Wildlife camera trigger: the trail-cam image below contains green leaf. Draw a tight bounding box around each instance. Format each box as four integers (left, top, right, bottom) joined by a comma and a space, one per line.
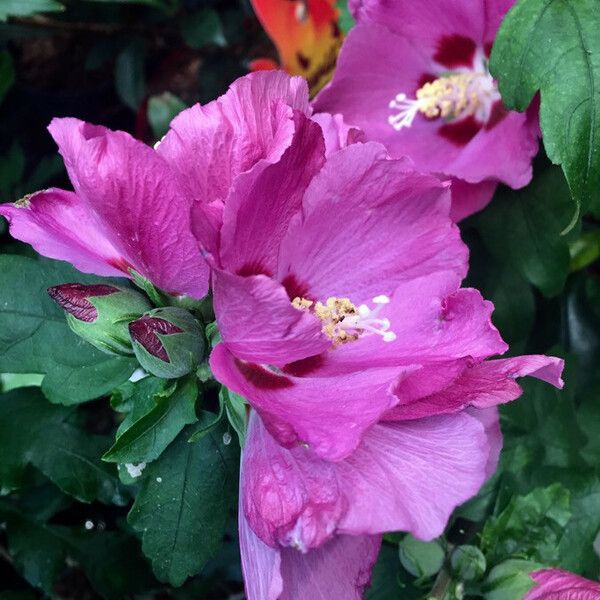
490, 0, 600, 221
103, 376, 198, 464
481, 484, 571, 565
0, 501, 67, 593
0, 500, 155, 599
0, 0, 64, 21
147, 92, 187, 140
0, 255, 136, 404
365, 543, 412, 600
476, 168, 573, 297
483, 559, 542, 600
337, 0, 355, 34
569, 229, 600, 271
0, 373, 44, 392
0, 51, 15, 105
0, 388, 126, 504
557, 473, 600, 578
128, 419, 239, 586
115, 40, 146, 111
180, 9, 226, 49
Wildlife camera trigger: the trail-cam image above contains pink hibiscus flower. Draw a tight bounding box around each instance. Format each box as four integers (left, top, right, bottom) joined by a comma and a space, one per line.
314, 0, 540, 220
206, 115, 563, 595
525, 569, 600, 599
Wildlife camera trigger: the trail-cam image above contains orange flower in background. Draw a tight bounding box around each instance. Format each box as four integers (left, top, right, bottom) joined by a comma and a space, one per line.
250, 0, 343, 95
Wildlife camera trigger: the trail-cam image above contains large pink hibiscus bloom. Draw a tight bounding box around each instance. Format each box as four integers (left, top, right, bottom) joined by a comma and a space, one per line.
0, 71, 352, 299
314, 0, 539, 220
206, 118, 563, 595
525, 569, 600, 599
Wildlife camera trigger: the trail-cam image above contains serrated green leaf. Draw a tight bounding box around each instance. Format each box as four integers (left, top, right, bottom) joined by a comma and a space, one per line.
0, 255, 136, 404
483, 559, 542, 600
128, 420, 239, 586
476, 168, 573, 297
103, 376, 198, 464
490, 0, 600, 220
0, 0, 64, 21
481, 484, 571, 564
0, 388, 126, 504
557, 473, 600, 578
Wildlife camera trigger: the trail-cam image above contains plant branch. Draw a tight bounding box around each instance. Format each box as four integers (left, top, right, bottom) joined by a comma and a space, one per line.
428, 566, 453, 600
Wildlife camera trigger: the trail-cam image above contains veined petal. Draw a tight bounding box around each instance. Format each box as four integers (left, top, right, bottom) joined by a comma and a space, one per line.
47, 118, 209, 298
210, 344, 412, 461
219, 111, 325, 275
336, 413, 490, 540
386, 354, 564, 421
0, 188, 125, 278
212, 270, 329, 366
525, 568, 600, 599
277, 142, 467, 303
158, 71, 310, 207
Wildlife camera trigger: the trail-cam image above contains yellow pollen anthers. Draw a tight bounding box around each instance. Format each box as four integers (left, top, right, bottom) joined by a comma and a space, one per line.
415, 72, 483, 120
388, 70, 499, 132
292, 294, 397, 346
293, 296, 360, 345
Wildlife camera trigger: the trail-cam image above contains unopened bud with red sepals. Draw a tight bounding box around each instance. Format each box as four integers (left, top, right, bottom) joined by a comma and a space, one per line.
48, 283, 152, 356
128, 307, 204, 378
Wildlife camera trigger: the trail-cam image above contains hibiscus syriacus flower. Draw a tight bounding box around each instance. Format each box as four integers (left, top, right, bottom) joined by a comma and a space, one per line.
206, 119, 563, 595
314, 0, 540, 220
525, 569, 600, 599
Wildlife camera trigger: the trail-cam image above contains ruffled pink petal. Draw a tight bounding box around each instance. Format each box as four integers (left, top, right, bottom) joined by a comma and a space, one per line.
335, 413, 490, 540
449, 178, 498, 221
212, 269, 329, 366
277, 142, 466, 303
242, 411, 345, 551
239, 488, 283, 600
0, 188, 124, 278
218, 112, 325, 275
349, 0, 487, 46
158, 71, 310, 209
311, 285, 507, 375
279, 534, 381, 600
525, 568, 600, 599
210, 344, 414, 461
387, 354, 564, 421
47, 118, 209, 298
467, 407, 503, 479
314, 22, 432, 164
310, 112, 364, 156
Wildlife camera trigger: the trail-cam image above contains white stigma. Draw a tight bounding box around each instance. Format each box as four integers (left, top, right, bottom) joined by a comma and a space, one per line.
389, 93, 422, 130
346, 295, 397, 343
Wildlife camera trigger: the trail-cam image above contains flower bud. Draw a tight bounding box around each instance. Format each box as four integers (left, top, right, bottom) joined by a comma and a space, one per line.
450, 545, 487, 581
128, 307, 204, 378
48, 283, 152, 356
